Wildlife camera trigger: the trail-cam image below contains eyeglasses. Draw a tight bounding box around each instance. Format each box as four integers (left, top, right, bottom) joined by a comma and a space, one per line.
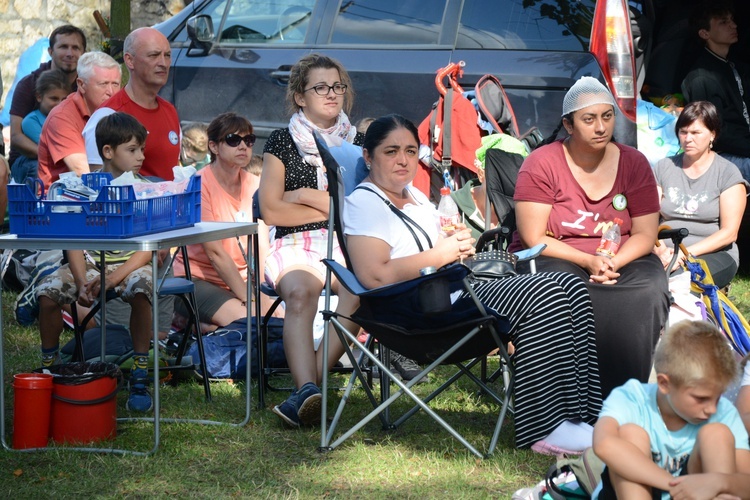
224, 133, 256, 147
303, 83, 348, 96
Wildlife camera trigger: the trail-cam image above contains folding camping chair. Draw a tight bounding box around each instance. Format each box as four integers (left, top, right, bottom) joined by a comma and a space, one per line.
251, 149, 373, 409
250, 191, 288, 408
315, 133, 521, 458
482, 147, 525, 243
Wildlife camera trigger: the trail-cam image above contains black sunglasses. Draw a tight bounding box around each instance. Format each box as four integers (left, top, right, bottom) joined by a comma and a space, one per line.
224, 133, 256, 147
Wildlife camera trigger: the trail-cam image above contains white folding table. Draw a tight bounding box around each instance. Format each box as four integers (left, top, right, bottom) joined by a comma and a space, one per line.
0, 221, 256, 455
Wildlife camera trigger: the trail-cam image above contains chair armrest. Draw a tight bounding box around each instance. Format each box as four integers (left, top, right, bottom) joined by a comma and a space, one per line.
323, 259, 471, 298
513, 244, 546, 262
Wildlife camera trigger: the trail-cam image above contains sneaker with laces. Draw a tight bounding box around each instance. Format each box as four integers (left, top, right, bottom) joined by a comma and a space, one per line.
296, 382, 322, 426
272, 390, 300, 428
127, 368, 153, 412
390, 352, 427, 383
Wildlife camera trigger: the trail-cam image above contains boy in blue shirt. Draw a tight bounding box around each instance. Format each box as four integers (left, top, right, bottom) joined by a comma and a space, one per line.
36, 112, 154, 412
593, 320, 750, 499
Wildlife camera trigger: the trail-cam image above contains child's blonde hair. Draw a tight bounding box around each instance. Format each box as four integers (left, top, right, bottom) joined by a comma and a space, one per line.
182, 122, 208, 157
654, 320, 738, 388
244, 154, 263, 176
356, 117, 375, 134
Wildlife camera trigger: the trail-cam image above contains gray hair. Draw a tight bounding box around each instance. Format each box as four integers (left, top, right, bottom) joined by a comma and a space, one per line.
76, 51, 121, 83
123, 29, 139, 56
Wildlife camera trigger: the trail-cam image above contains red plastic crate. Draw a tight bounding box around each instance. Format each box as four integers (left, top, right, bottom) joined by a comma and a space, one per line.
8, 174, 201, 239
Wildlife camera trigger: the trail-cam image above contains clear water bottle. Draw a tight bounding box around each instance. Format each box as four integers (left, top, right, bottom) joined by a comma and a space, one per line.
437, 186, 460, 234
596, 217, 623, 258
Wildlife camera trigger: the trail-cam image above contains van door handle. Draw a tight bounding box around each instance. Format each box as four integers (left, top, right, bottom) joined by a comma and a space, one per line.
270, 69, 291, 83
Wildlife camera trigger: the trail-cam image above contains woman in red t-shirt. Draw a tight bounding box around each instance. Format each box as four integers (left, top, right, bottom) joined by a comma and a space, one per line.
512, 77, 669, 398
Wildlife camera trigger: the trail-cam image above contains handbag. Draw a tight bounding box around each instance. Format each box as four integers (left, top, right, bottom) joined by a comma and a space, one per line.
544, 447, 605, 499
466, 249, 517, 281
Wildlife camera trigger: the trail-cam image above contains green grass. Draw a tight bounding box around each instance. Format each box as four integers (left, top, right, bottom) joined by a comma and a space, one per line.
3, 274, 750, 498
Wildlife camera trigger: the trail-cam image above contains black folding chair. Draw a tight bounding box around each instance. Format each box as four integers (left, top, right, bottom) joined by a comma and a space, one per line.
315, 133, 517, 458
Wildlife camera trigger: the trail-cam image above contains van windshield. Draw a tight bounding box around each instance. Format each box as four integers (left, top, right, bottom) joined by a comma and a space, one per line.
457, 0, 596, 51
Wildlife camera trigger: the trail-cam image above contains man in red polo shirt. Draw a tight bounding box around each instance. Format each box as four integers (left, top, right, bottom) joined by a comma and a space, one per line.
37, 52, 121, 187
83, 27, 180, 180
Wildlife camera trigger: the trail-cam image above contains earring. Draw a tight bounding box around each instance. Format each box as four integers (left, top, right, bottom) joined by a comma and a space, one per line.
710, 140, 714, 150
366, 162, 371, 170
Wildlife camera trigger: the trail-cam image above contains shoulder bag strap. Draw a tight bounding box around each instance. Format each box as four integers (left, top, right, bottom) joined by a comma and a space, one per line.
355, 186, 433, 251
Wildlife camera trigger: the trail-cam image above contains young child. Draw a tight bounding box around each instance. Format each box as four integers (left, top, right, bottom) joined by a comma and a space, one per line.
179, 121, 210, 170
94, 112, 148, 179
355, 116, 375, 134
10, 68, 70, 183
592, 320, 750, 499
243, 153, 263, 176
35, 112, 155, 412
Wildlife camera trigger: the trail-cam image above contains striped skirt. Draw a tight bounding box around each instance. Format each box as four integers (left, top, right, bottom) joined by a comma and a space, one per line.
471, 271, 602, 448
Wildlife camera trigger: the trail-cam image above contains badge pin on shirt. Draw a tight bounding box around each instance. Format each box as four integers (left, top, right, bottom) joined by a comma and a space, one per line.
612, 194, 627, 211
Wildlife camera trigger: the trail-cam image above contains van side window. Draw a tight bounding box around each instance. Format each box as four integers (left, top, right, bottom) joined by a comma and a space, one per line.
330, 0, 447, 45
457, 0, 596, 51
217, 0, 315, 44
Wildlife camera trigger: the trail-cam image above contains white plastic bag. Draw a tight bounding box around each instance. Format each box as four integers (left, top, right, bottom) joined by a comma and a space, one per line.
668, 271, 703, 325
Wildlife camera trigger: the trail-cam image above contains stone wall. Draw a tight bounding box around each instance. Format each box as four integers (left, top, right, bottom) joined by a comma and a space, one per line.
0, 0, 188, 112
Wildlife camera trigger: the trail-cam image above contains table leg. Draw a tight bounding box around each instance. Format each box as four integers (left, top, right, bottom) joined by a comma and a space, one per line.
1, 252, 10, 450
99, 253, 107, 359
151, 250, 160, 453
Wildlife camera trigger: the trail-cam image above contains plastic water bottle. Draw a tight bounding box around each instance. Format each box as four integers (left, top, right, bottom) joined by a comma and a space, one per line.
596, 217, 623, 258
437, 186, 460, 234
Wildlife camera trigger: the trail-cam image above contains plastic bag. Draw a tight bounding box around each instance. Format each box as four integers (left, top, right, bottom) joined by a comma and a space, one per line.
636, 99, 681, 168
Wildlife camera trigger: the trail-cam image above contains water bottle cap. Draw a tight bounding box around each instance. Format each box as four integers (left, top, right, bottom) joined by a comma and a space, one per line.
614, 217, 623, 225
440, 187, 451, 196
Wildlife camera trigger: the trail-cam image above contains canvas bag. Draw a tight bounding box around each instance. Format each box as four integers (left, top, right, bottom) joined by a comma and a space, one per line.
667, 271, 705, 325
544, 448, 606, 499
189, 316, 287, 379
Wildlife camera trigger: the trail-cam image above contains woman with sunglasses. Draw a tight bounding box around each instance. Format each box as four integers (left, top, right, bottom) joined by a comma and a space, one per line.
259, 53, 363, 428
174, 112, 257, 331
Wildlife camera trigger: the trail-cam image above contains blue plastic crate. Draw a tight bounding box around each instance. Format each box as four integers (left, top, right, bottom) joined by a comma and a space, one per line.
9, 174, 202, 239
